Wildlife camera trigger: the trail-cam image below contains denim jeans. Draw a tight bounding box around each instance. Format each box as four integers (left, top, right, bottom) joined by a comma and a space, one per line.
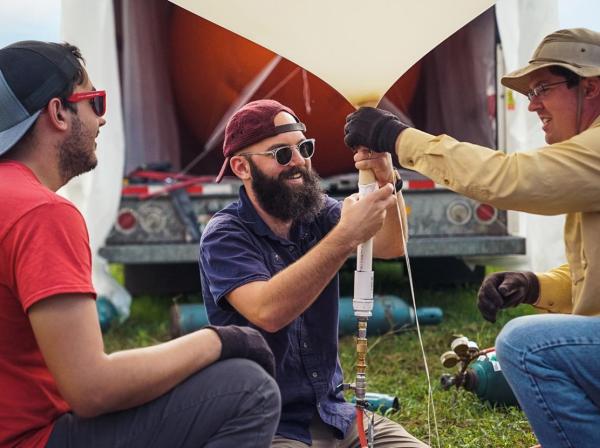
495, 314, 600, 448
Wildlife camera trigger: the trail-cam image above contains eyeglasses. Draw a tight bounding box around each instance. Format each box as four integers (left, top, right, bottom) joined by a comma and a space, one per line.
526, 81, 568, 101
66, 90, 106, 117
238, 138, 315, 166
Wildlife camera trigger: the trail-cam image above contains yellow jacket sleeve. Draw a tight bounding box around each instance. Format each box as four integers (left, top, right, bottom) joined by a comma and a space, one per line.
535, 264, 573, 314
396, 120, 600, 215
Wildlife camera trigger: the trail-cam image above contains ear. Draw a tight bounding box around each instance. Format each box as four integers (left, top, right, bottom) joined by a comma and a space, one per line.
583, 77, 600, 99
45, 98, 70, 131
230, 155, 251, 180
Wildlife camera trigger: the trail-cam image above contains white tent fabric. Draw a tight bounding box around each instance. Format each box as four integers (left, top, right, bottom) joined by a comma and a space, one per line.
59, 0, 131, 319
417, 9, 496, 148
121, 0, 182, 174
495, 0, 567, 273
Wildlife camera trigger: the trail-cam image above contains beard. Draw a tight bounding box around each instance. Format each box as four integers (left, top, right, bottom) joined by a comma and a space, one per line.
249, 159, 325, 223
58, 115, 98, 182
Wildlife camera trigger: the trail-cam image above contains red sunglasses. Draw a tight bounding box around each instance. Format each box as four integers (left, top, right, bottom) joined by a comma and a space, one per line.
66, 90, 106, 117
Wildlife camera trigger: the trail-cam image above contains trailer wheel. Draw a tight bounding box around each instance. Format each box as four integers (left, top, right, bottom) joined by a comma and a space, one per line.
124, 263, 202, 295
409, 257, 485, 287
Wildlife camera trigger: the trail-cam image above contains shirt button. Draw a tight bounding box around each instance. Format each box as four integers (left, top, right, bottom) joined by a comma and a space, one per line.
408, 159, 414, 165
303, 342, 308, 349
312, 371, 318, 378
444, 179, 450, 185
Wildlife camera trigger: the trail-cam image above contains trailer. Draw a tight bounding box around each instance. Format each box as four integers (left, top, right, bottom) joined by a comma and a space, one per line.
96, 2, 524, 293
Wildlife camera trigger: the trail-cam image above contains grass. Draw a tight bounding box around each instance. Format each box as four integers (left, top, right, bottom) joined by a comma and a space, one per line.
338, 285, 537, 447
103, 263, 538, 447
103, 294, 172, 353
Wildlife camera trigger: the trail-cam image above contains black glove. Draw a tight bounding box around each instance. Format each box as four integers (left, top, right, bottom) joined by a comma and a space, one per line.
344, 107, 409, 153
477, 271, 539, 323
206, 325, 276, 377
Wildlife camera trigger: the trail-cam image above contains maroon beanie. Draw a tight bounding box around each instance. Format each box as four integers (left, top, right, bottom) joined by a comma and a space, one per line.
216, 99, 306, 182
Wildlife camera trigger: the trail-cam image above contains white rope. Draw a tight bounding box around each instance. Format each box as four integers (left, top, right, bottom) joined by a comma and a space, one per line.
395, 189, 441, 448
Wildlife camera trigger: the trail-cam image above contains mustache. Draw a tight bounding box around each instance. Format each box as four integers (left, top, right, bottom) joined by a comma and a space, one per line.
279, 166, 309, 180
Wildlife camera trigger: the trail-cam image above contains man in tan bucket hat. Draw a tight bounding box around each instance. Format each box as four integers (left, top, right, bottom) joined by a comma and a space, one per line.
344, 28, 600, 447
503, 28, 600, 141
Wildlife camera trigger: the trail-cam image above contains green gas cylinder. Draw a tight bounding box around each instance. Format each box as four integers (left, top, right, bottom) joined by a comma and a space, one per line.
338, 295, 442, 336
96, 297, 118, 333
171, 303, 209, 337
350, 392, 400, 413
171, 295, 442, 337
463, 351, 518, 406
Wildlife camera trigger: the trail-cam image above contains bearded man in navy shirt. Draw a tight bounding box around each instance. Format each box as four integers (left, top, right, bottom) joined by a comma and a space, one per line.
200, 99, 426, 447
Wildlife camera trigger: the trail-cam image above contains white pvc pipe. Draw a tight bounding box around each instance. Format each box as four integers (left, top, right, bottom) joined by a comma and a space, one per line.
353, 171, 377, 318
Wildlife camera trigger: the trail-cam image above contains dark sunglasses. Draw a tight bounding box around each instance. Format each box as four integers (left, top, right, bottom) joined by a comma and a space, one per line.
66, 90, 107, 117
238, 138, 315, 166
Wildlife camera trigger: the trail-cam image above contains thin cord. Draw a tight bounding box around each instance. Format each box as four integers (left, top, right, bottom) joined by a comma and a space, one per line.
395, 189, 441, 448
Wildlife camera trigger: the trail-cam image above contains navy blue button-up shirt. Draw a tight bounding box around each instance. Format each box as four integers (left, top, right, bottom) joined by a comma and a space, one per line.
199, 186, 355, 444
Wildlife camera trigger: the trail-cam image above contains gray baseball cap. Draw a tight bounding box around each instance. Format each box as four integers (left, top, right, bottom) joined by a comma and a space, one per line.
0, 41, 81, 156
502, 28, 600, 95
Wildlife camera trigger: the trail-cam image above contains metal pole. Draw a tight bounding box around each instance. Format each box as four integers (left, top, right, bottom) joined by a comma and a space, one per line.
353, 167, 377, 447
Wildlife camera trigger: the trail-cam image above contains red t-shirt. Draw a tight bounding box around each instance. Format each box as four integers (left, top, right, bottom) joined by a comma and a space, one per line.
0, 161, 96, 448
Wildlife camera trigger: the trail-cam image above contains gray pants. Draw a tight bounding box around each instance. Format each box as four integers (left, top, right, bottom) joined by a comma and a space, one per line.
46, 358, 281, 448
271, 413, 428, 448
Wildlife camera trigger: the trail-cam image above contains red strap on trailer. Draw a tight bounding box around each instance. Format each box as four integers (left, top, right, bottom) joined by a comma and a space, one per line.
406, 179, 436, 189
122, 170, 216, 199
128, 170, 184, 181
128, 170, 213, 183
136, 178, 205, 199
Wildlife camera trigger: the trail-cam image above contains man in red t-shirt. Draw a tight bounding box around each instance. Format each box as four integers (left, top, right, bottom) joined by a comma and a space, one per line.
0, 41, 280, 448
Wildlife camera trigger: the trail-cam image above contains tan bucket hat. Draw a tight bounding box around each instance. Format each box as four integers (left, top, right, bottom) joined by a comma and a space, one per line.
501, 28, 600, 95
